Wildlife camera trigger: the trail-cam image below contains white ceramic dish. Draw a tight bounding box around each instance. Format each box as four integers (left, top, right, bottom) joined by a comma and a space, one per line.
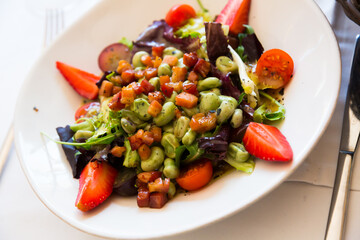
14, 0, 341, 239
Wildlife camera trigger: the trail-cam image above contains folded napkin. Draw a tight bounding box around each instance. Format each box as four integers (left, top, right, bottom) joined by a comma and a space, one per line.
287, 0, 360, 189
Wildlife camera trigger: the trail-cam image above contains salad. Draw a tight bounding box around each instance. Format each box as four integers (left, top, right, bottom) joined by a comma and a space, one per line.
53, 0, 294, 212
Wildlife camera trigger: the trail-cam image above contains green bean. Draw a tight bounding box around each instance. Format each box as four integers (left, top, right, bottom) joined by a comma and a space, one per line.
141, 146, 165, 171
120, 118, 137, 134
174, 116, 190, 139
163, 47, 183, 59
121, 109, 144, 125
167, 181, 177, 199
149, 77, 160, 90
157, 63, 172, 76
74, 130, 94, 140
230, 109, 243, 128
216, 96, 237, 124
199, 92, 221, 113
182, 106, 199, 117
182, 128, 197, 145
226, 142, 250, 163
161, 133, 180, 158
216, 56, 238, 74
132, 51, 149, 68
199, 88, 221, 96
70, 121, 94, 132
123, 140, 140, 168
163, 158, 180, 179
154, 102, 176, 126
165, 91, 177, 103
197, 77, 222, 91
131, 98, 152, 121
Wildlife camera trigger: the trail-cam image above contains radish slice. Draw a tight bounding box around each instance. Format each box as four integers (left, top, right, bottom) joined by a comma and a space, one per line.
98, 43, 131, 72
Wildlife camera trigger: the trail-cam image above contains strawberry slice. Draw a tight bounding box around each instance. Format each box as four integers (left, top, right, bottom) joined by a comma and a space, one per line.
243, 122, 293, 161
215, 0, 251, 35
56, 61, 100, 100
75, 160, 118, 212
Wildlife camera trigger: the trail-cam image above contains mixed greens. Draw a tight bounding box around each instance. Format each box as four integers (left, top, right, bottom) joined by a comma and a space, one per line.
53, 0, 294, 211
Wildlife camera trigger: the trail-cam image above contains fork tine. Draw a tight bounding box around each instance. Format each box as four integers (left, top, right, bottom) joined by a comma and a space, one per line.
44, 8, 64, 48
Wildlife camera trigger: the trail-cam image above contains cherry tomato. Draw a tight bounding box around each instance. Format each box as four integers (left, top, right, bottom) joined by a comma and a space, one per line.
255, 49, 294, 89
176, 159, 213, 191
74, 102, 100, 121
165, 4, 196, 29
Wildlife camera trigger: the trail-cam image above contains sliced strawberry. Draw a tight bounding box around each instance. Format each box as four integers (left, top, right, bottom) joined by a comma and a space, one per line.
75, 160, 118, 212
56, 61, 100, 100
215, 0, 251, 35
243, 122, 293, 161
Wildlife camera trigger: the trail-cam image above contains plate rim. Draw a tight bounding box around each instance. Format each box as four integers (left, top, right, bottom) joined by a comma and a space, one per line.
14, 0, 342, 239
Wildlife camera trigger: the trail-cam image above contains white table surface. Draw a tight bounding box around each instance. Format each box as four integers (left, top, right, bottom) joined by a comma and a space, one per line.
1, 0, 360, 239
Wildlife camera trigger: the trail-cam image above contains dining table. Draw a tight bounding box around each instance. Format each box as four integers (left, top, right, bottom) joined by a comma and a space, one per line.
0, 0, 360, 239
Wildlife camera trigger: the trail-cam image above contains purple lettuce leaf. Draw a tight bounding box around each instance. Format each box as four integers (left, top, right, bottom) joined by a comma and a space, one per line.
56, 125, 94, 179
132, 20, 201, 56
204, 22, 229, 64
210, 65, 242, 100
198, 124, 230, 161
242, 33, 264, 62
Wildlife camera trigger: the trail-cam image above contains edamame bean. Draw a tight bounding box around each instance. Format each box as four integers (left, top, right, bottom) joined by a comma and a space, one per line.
176, 57, 188, 69
132, 51, 149, 68
230, 109, 243, 128
70, 121, 95, 132
182, 128, 196, 145
199, 92, 221, 113
136, 93, 149, 101
167, 181, 176, 199
141, 146, 165, 171
226, 142, 250, 163
121, 118, 136, 134
161, 133, 180, 158
123, 140, 140, 168
197, 77, 222, 91
199, 88, 221, 96
216, 56, 238, 74
134, 66, 146, 71
174, 116, 190, 139
74, 130, 94, 140
183, 106, 199, 117
121, 109, 144, 125
157, 63, 172, 76
165, 91, 177, 103
216, 96, 238, 124
163, 158, 180, 179
149, 77, 160, 90
131, 98, 152, 121
163, 47, 184, 59
154, 102, 176, 126
163, 122, 175, 133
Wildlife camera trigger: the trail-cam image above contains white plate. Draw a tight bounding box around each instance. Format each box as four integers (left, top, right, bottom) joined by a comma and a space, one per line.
14, 0, 340, 239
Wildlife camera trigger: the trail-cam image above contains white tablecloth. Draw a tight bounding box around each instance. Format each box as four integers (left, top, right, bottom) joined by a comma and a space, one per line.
0, 0, 359, 239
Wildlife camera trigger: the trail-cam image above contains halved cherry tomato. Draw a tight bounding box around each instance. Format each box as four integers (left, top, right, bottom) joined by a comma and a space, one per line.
165, 4, 196, 29
74, 102, 100, 121
255, 49, 294, 89
176, 159, 213, 191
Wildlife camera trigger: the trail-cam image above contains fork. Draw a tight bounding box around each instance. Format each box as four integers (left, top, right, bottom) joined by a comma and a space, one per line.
0, 8, 65, 176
